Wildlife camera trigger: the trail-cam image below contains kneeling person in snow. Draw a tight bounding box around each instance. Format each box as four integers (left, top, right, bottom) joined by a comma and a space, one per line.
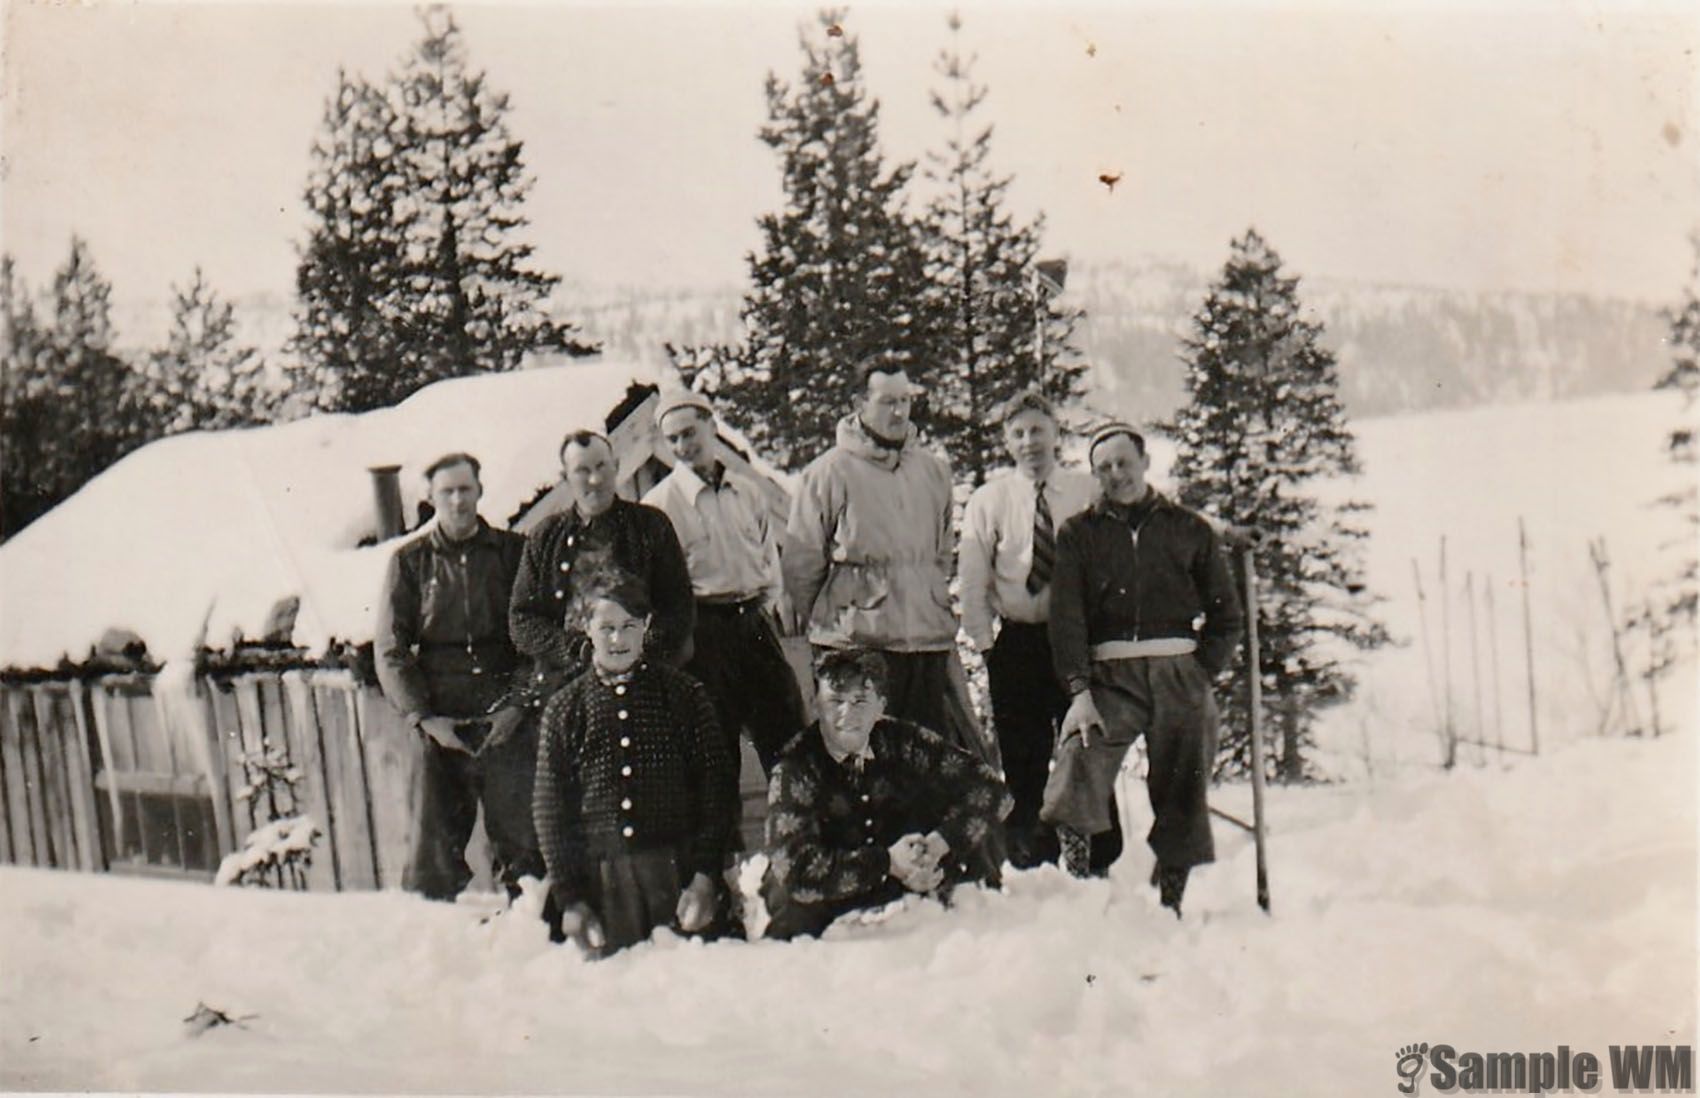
533, 573, 733, 954
761, 649, 1012, 940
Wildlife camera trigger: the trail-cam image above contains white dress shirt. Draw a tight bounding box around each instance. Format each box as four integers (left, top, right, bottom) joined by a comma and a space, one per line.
642, 461, 783, 604
958, 465, 1095, 649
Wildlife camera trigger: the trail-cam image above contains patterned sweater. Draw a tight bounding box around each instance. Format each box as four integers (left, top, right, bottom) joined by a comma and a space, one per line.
534, 662, 732, 905
763, 717, 1011, 907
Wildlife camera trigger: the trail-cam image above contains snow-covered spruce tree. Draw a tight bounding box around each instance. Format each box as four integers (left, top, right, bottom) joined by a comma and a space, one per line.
1168, 229, 1388, 781
146, 268, 279, 434
293, 11, 593, 415
676, 10, 935, 471
920, 13, 1085, 485
0, 240, 145, 539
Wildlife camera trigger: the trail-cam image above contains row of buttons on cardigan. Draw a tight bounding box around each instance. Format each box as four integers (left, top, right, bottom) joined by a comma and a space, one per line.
617, 684, 635, 839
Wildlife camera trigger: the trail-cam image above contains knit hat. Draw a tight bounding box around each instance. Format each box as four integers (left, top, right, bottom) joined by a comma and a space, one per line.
653, 389, 715, 425
1087, 421, 1146, 460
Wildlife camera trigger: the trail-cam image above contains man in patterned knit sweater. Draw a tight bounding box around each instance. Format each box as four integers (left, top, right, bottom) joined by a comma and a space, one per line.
761, 649, 1011, 940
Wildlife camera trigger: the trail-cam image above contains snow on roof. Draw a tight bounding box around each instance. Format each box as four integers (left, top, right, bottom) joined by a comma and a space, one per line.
0, 360, 663, 670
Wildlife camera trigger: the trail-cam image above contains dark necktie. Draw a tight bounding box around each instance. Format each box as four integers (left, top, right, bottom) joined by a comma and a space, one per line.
1026, 482, 1055, 595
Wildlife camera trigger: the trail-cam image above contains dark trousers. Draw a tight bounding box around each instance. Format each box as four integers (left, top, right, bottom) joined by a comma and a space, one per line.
986, 622, 1122, 872
685, 600, 807, 774
1041, 655, 1218, 871
404, 717, 546, 900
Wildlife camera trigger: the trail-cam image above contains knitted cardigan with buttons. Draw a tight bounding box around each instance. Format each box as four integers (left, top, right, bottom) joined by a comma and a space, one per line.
534, 661, 732, 905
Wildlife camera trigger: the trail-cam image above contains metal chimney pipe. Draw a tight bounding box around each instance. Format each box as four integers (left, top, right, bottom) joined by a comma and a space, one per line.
368, 465, 405, 541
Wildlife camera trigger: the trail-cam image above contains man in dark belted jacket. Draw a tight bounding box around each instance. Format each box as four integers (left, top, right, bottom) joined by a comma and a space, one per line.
1043, 424, 1243, 915
376, 452, 543, 901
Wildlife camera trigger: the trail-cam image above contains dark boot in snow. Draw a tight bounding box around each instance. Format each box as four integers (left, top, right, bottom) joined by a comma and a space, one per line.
1153, 864, 1189, 917
1058, 826, 1091, 878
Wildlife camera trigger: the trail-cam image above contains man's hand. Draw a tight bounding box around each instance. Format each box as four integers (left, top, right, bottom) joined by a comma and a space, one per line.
888, 833, 944, 894
915, 830, 951, 874
418, 716, 471, 754
557, 899, 606, 954
675, 872, 717, 933
477, 706, 524, 756
1060, 690, 1105, 749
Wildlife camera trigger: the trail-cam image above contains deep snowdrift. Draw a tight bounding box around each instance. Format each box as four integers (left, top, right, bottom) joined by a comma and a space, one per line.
1, 729, 1691, 1094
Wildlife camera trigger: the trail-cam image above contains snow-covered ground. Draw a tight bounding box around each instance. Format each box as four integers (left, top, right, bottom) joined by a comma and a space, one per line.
1, 389, 1694, 1093
1, 729, 1691, 1094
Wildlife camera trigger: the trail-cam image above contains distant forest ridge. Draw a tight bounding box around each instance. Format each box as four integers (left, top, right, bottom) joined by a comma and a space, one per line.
113, 258, 1669, 423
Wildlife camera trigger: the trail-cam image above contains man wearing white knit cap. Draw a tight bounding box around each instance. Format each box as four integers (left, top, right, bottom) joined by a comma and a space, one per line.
644, 388, 805, 779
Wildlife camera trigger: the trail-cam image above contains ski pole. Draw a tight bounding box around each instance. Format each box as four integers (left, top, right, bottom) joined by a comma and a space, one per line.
1243, 546, 1271, 914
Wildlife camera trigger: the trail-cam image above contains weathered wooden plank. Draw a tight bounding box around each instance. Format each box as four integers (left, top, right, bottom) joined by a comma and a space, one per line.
196, 681, 238, 867
66, 683, 108, 871
208, 681, 255, 848
26, 688, 76, 869
39, 687, 95, 871
355, 683, 421, 892
326, 681, 379, 890
0, 699, 12, 864
85, 686, 131, 865
0, 687, 29, 864
277, 671, 339, 892
10, 690, 54, 868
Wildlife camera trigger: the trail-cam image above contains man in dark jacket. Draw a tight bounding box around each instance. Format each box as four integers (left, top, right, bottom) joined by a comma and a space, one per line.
508, 430, 695, 704
376, 452, 541, 901
1043, 424, 1244, 915
761, 649, 1011, 940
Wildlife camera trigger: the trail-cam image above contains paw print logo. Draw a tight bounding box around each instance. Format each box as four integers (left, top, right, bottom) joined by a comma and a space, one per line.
1394, 1043, 1430, 1094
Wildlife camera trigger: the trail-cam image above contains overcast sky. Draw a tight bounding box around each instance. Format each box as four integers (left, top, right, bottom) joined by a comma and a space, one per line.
4, 0, 1697, 330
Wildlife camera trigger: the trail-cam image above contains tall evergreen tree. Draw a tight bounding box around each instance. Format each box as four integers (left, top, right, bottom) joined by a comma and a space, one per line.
1168, 229, 1388, 780
291, 69, 409, 412
1647, 236, 1700, 635
292, 11, 592, 415
1, 239, 143, 538
386, 8, 592, 388
676, 9, 935, 471
146, 268, 277, 433
920, 13, 1085, 484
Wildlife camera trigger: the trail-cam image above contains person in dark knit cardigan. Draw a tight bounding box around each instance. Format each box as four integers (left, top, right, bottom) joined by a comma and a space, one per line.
761, 649, 1012, 940
533, 573, 733, 955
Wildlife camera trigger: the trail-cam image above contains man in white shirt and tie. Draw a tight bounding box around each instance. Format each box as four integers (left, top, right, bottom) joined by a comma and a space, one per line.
959, 390, 1123, 871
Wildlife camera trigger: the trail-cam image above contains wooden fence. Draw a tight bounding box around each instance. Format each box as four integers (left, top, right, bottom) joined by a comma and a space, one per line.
0, 668, 775, 889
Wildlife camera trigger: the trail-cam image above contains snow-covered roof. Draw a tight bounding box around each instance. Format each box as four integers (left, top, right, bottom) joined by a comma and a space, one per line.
0, 360, 664, 670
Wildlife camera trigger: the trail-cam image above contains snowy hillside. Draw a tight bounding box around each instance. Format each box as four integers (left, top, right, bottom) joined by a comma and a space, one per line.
2, 729, 1690, 1094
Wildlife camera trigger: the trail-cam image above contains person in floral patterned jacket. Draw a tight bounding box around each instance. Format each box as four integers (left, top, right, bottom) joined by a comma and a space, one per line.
761, 649, 1012, 940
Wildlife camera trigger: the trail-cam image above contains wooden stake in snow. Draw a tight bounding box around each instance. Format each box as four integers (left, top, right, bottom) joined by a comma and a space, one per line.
1588, 537, 1643, 736
1486, 575, 1505, 753
1465, 570, 1485, 763
1644, 600, 1665, 738
1412, 559, 1445, 746
1519, 518, 1540, 756
1243, 548, 1271, 914
1439, 537, 1457, 768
